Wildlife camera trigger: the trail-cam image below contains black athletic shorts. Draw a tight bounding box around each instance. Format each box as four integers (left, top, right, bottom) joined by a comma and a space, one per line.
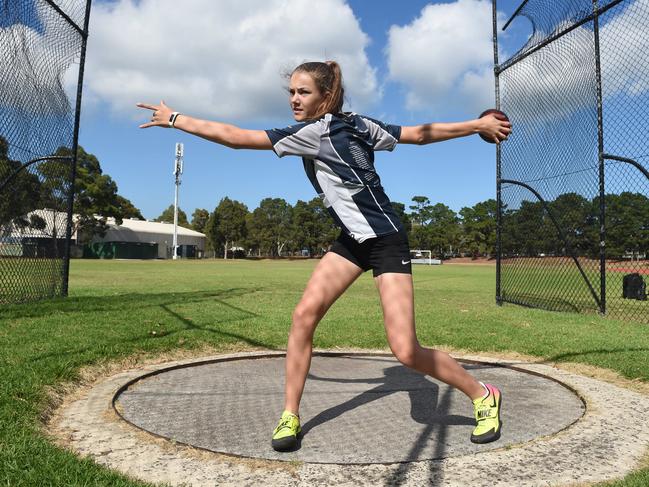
329, 230, 412, 277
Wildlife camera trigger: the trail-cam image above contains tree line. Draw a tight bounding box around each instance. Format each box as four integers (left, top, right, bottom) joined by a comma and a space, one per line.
3, 141, 646, 260
501, 191, 649, 260
153, 195, 490, 259
165, 190, 648, 260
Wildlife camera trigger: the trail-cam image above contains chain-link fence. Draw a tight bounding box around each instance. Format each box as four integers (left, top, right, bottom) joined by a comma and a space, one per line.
0, 0, 91, 304
494, 0, 648, 323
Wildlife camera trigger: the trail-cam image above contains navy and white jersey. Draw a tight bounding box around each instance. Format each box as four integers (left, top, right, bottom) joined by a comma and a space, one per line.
265, 113, 403, 243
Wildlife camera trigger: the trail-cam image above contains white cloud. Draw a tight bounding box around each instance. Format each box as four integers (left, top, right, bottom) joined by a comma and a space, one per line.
0, 23, 73, 117
0, 20, 82, 161
85, 0, 379, 122
494, 0, 649, 124
499, 25, 597, 124
386, 0, 502, 116
600, 0, 649, 98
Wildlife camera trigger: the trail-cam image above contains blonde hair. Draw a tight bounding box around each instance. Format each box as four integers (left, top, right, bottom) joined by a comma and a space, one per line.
291, 61, 344, 119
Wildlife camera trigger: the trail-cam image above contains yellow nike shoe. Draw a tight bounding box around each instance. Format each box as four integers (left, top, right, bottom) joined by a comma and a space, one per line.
271, 410, 301, 451
471, 383, 502, 444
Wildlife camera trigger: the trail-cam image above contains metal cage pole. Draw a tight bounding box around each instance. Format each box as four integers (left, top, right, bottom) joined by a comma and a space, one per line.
492, 0, 503, 305
62, 0, 92, 297
593, 0, 607, 315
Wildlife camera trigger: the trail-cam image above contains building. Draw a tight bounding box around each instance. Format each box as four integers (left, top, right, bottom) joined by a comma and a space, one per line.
84, 217, 206, 259
1, 210, 206, 259
0, 208, 69, 258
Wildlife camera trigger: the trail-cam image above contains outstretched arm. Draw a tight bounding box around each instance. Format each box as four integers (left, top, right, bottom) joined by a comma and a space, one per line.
136, 101, 272, 150
400, 114, 511, 145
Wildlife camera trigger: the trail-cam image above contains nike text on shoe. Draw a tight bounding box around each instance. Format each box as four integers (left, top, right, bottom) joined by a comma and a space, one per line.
471, 383, 502, 444
272, 410, 301, 451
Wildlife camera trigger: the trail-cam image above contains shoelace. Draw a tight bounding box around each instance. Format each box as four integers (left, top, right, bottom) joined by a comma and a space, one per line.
276, 417, 294, 432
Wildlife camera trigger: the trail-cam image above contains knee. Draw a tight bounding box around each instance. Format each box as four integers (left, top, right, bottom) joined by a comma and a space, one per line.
291, 301, 322, 333
391, 341, 421, 369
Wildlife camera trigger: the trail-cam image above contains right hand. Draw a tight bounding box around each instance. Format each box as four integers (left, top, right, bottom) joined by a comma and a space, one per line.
136, 100, 174, 129
478, 114, 512, 144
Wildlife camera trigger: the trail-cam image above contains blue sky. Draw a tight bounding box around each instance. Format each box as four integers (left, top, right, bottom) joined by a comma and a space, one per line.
77, 0, 533, 220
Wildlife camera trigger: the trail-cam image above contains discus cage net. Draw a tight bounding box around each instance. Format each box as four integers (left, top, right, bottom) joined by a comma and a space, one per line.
0, 0, 91, 304
493, 0, 649, 323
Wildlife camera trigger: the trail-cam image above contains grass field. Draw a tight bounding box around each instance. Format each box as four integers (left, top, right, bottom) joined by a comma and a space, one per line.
1, 259, 648, 486
501, 257, 649, 320
0, 257, 64, 304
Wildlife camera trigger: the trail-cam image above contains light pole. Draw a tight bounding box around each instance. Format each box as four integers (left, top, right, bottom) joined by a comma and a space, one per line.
173, 142, 184, 260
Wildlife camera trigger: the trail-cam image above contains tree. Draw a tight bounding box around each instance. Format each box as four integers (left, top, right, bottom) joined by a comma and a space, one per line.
602, 192, 649, 259
428, 203, 460, 258
390, 201, 411, 233
309, 197, 339, 254
115, 195, 144, 220
502, 200, 548, 257
191, 208, 210, 233
209, 198, 248, 259
546, 193, 592, 257
247, 198, 293, 257
204, 210, 220, 255
38, 146, 140, 243
460, 199, 497, 258
406, 198, 459, 258
290, 199, 317, 254
409, 196, 434, 226
0, 136, 42, 228
287, 197, 338, 256
2, 142, 143, 242
155, 205, 189, 226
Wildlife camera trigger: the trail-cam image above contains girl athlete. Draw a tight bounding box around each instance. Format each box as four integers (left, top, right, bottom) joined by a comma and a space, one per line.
138, 61, 511, 452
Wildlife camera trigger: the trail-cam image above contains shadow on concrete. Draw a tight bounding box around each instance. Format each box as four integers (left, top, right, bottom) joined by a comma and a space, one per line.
298, 356, 474, 484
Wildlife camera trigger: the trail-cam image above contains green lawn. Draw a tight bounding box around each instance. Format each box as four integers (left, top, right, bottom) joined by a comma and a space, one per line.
0, 257, 64, 304
0, 259, 647, 486
501, 259, 649, 320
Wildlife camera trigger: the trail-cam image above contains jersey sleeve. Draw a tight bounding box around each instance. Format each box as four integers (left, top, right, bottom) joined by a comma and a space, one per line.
360, 116, 401, 151
264, 120, 323, 158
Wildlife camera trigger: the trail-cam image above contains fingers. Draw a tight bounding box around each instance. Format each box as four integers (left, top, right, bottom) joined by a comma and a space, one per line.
137, 101, 174, 129
136, 102, 158, 111
495, 130, 510, 143
492, 117, 512, 143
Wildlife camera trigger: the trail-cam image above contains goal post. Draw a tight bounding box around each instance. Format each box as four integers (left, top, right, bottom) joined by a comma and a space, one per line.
409, 249, 441, 265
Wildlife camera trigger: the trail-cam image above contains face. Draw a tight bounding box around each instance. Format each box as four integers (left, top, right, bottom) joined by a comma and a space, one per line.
289, 71, 328, 121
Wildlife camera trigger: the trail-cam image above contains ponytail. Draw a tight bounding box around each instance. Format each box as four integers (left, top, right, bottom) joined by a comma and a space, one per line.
292, 60, 345, 118
323, 61, 344, 115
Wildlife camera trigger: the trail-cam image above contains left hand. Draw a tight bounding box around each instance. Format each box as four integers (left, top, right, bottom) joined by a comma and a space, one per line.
136, 100, 174, 129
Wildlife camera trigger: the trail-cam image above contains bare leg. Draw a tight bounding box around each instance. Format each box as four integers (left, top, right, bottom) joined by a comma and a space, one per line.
284, 252, 363, 415
374, 272, 485, 400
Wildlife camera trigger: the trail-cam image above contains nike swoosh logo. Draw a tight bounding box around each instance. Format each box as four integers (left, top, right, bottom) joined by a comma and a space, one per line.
489, 387, 497, 407
402, 260, 410, 265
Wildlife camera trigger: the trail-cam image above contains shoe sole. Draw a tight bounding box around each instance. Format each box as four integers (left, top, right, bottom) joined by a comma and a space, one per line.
470, 389, 503, 444
272, 430, 302, 452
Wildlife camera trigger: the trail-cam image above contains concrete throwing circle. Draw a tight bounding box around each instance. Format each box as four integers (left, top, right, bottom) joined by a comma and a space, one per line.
113, 352, 584, 464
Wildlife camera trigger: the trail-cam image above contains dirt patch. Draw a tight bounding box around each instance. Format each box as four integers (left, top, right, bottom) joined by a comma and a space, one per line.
608, 267, 649, 275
